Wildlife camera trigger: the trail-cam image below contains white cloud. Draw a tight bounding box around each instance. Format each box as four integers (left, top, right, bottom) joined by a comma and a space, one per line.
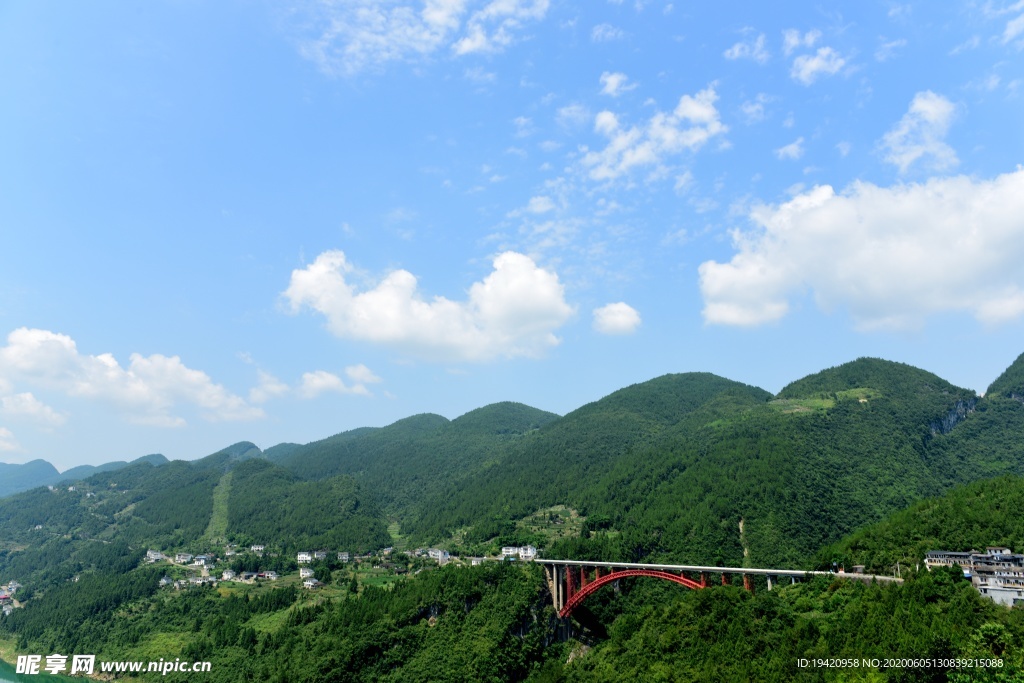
836, 141, 851, 157
345, 363, 383, 385
599, 71, 637, 97
0, 328, 262, 427
251, 365, 380, 402
299, 370, 372, 398
593, 302, 642, 334
0, 427, 17, 451
724, 33, 769, 63
1004, 13, 1024, 45
556, 103, 591, 128
592, 23, 625, 42
879, 91, 958, 173
249, 370, 290, 404
581, 85, 727, 182
698, 170, 1024, 329
513, 115, 534, 137
740, 94, 770, 123
283, 250, 575, 362
875, 37, 907, 61
775, 137, 805, 160
0, 393, 66, 427
950, 35, 980, 55
526, 195, 556, 213
295, 0, 550, 76
790, 47, 846, 84
782, 28, 820, 55
452, 0, 550, 55
464, 65, 496, 83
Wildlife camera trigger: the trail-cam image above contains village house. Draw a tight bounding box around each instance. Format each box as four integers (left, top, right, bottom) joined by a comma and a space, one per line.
262, 571, 279, 580
145, 550, 165, 563
300, 568, 315, 579
518, 545, 538, 560
175, 553, 193, 564
221, 570, 236, 581
240, 572, 258, 583
427, 548, 450, 564
303, 578, 323, 590
297, 551, 313, 563
338, 552, 350, 562
314, 551, 328, 561
471, 558, 484, 566
501, 546, 518, 558
250, 545, 265, 554
193, 555, 211, 566
158, 576, 173, 588
927, 547, 1024, 606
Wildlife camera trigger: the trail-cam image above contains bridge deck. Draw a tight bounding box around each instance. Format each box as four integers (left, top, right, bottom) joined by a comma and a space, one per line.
538, 558, 902, 583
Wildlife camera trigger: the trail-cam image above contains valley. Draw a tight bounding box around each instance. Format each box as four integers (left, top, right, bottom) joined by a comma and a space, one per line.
2, 353, 1024, 680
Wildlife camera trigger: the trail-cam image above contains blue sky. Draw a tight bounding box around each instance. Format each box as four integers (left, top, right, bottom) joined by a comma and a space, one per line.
2, 0, 1023, 470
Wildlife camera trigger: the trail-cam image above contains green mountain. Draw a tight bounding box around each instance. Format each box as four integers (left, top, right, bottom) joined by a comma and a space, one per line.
0, 453, 169, 498
0, 459, 59, 498
410, 373, 772, 548
820, 474, 1024, 573
408, 359, 1005, 568
277, 402, 560, 514
58, 453, 169, 483
987, 350, 1024, 398
3, 353, 1024, 682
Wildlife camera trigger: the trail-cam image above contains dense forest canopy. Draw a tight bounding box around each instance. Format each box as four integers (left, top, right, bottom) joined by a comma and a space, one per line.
3, 353, 1024, 681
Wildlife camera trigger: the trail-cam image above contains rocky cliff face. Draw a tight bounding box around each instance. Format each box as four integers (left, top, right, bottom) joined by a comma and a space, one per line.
930, 398, 978, 435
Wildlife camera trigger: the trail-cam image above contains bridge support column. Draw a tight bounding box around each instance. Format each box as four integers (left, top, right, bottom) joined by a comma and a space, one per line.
557, 565, 565, 614
743, 574, 753, 592
767, 575, 773, 591
700, 572, 707, 588
721, 573, 728, 586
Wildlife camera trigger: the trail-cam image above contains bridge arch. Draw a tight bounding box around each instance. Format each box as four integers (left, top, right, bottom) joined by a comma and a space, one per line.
559, 568, 706, 618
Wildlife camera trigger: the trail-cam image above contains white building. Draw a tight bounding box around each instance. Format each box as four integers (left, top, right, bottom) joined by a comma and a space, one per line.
314, 551, 328, 561
927, 547, 1024, 606
175, 553, 193, 564
338, 552, 350, 562
221, 570, 236, 581
303, 578, 323, 589
297, 552, 313, 563
501, 547, 518, 558
428, 548, 450, 563
300, 568, 315, 579
250, 545, 265, 554
518, 546, 537, 560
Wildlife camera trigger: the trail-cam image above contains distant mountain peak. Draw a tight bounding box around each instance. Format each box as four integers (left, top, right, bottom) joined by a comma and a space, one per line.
987, 351, 1024, 399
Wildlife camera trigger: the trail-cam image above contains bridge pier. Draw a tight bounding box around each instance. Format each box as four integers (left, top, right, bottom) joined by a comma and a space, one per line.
767, 575, 773, 591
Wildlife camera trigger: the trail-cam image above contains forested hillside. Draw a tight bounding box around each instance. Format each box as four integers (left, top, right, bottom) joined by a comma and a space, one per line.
4, 353, 1024, 682
410, 359, 1023, 568
277, 401, 560, 514
0, 453, 168, 498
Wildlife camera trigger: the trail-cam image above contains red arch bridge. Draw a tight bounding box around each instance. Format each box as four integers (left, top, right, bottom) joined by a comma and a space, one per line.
539, 559, 902, 618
